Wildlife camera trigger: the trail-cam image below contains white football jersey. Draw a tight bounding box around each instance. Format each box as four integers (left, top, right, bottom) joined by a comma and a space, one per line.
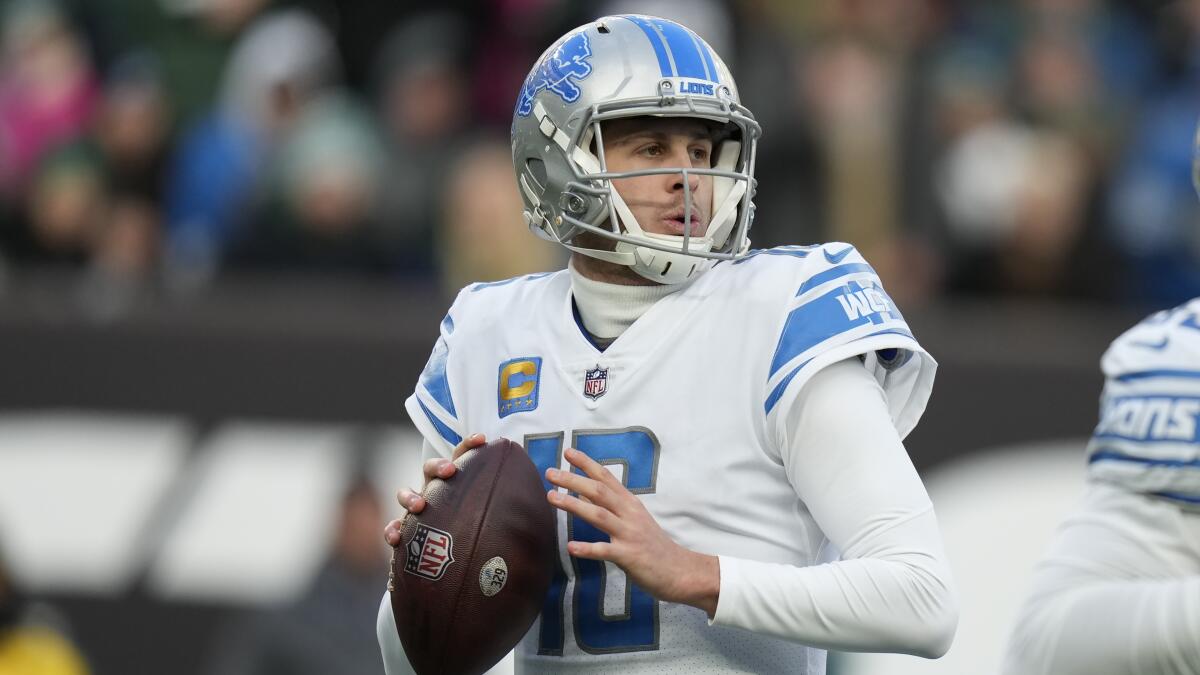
1087, 298, 1200, 508
404, 243, 935, 673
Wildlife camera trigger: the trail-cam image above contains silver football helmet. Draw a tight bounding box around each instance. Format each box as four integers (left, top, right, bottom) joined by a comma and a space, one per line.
511, 15, 760, 284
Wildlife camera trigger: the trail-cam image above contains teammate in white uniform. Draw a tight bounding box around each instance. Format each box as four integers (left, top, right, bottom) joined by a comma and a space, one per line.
1003, 299, 1200, 675
378, 15, 958, 674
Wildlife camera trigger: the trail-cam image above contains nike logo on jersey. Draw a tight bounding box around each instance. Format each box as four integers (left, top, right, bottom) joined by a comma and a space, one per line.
1131, 337, 1170, 350
823, 246, 854, 265
1094, 395, 1200, 443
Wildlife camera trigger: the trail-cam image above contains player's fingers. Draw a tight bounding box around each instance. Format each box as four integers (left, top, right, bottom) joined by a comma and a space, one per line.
547, 490, 619, 534
544, 468, 608, 504
396, 488, 426, 514
563, 448, 623, 489
565, 539, 614, 561
451, 432, 487, 460
383, 518, 405, 547
422, 457, 456, 483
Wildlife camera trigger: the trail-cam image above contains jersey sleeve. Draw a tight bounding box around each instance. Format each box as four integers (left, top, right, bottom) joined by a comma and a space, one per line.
1086, 298, 1200, 506
762, 243, 936, 446
403, 291, 468, 458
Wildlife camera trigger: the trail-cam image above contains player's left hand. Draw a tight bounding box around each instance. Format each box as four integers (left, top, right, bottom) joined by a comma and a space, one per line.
545, 447, 720, 617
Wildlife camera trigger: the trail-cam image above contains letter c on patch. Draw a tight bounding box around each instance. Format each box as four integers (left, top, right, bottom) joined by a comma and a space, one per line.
500, 360, 537, 400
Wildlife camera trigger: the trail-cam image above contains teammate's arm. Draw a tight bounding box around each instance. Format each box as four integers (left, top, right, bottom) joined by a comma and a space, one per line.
1003, 484, 1200, 675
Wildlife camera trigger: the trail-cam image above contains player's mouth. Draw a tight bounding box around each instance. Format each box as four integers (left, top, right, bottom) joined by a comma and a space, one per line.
662, 209, 707, 236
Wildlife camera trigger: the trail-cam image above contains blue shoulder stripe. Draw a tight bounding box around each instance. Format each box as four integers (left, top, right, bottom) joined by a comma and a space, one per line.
769, 283, 907, 377
732, 247, 816, 265
764, 327, 915, 415
417, 399, 462, 446
419, 337, 456, 417
796, 263, 875, 296
765, 360, 807, 415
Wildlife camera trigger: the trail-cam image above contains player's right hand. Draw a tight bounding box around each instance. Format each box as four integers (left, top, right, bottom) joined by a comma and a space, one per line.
384, 433, 486, 547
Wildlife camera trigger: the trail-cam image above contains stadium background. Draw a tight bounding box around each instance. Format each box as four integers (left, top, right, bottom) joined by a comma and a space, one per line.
0, 0, 1194, 673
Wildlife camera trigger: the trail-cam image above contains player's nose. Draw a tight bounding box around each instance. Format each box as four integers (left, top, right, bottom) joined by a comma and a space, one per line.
668, 148, 702, 193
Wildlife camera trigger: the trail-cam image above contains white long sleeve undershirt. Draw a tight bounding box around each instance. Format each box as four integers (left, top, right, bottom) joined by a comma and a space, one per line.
709, 358, 958, 657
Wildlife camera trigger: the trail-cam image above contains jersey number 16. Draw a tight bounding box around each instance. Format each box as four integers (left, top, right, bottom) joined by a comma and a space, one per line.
525, 428, 661, 655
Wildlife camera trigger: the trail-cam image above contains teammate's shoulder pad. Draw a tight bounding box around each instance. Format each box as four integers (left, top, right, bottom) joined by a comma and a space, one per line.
1102, 297, 1200, 380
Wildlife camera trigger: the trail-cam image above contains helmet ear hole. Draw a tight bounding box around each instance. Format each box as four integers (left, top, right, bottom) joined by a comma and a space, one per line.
525, 159, 548, 191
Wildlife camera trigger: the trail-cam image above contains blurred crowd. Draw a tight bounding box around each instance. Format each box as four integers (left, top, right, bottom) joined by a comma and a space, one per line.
0, 0, 1198, 313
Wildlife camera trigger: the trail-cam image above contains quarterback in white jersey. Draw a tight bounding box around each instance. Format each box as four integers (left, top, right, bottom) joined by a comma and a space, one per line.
378, 14, 957, 674
1004, 299, 1200, 675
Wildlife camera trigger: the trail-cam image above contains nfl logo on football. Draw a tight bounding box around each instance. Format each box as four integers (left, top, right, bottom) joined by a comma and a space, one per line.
405, 523, 455, 581
583, 365, 608, 400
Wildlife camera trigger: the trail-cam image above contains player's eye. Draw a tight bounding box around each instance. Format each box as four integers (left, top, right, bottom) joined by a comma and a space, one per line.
690, 146, 711, 163
638, 143, 664, 157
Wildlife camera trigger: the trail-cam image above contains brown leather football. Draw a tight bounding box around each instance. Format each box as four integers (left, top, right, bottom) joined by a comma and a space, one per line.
389, 437, 556, 675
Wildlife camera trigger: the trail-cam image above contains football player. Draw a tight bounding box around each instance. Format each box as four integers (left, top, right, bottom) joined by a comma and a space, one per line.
378, 15, 958, 674
1002, 301, 1200, 673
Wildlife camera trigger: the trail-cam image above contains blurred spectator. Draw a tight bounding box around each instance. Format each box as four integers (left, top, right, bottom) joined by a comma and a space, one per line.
163, 8, 338, 290
16, 144, 104, 266
97, 0, 271, 129
369, 13, 471, 279
204, 476, 389, 675
438, 137, 562, 293
0, 544, 90, 675
468, 0, 576, 129
231, 92, 395, 276
1104, 1, 1200, 306
0, 0, 99, 199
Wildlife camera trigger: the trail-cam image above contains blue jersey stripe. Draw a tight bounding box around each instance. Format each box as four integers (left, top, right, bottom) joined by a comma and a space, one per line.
1114, 369, 1200, 382
1089, 450, 1200, 468
621, 16, 674, 77
419, 338, 457, 417
469, 272, 554, 292
796, 263, 876, 296
417, 399, 462, 446
765, 361, 806, 415
654, 19, 710, 81
764, 328, 915, 414
1152, 490, 1200, 504
732, 247, 815, 264
770, 285, 907, 377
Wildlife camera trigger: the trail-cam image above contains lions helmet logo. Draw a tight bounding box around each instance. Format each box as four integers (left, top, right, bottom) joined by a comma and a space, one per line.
516, 32, 593, 117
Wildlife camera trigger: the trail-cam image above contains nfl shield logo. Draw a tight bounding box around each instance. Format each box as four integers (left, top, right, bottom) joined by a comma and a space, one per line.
404, 523, 455, 581
583, 365, 608, 400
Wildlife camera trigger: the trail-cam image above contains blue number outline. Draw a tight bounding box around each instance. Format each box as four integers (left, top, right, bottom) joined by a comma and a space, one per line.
570, 427, 661, 654
524, 432, 568, 655
525, 427, 662, 655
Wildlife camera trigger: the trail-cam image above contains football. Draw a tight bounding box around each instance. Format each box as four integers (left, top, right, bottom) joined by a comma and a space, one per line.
389, 437, 557, 675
